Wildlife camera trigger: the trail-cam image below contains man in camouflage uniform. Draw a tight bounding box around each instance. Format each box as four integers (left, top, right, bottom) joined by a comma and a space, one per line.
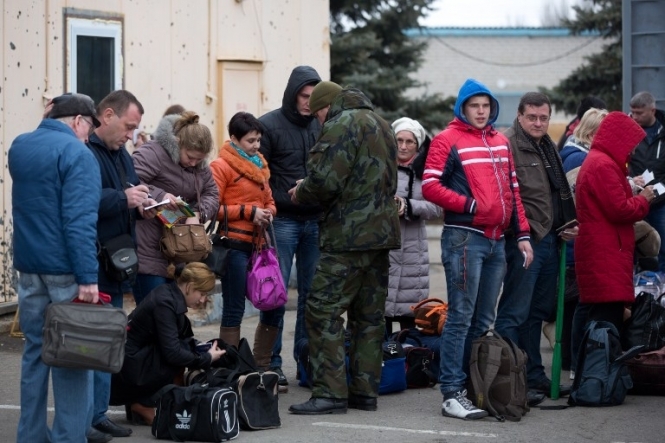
288, 84, 401, 415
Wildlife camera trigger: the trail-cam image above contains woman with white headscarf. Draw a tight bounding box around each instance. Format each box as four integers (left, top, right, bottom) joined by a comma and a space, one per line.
385, 117, 443, 334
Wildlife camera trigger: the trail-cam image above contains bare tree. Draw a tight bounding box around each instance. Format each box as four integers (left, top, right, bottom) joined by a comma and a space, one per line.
540, 0, 578, 27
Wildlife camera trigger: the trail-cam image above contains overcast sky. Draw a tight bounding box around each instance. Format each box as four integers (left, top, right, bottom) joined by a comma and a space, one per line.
420, 0, 578, 28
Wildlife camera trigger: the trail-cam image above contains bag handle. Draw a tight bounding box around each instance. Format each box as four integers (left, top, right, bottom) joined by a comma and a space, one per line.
411, 298, 446, 311
207, 204, 229, 237
392, 328, 424, 347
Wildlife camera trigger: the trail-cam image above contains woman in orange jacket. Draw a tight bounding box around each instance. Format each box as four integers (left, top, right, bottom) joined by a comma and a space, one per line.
209, 112, 278, 369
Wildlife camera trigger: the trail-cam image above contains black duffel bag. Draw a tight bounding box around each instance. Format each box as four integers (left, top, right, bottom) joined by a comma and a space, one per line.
184, 338, 281, 431
152, 383, 239, 442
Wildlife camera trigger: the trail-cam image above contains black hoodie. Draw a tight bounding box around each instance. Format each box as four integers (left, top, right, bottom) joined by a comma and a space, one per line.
259, 66, 322, 219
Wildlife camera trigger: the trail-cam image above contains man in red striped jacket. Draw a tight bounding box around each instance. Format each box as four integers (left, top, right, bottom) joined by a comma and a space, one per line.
422, 78, 532, 420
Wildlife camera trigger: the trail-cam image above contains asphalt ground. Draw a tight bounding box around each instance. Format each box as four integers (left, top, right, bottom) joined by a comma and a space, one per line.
0, 225, 662, 442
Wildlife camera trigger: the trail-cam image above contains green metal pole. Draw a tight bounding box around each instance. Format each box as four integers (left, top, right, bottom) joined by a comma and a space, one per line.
551, 240, 567, 400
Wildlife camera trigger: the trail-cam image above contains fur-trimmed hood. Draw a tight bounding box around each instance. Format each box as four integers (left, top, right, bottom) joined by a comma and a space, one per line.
151, 114, 210, 169
219, 141, 270, 184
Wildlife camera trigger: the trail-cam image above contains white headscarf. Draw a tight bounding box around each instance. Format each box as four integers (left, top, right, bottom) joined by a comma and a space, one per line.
391, 117, 426, 148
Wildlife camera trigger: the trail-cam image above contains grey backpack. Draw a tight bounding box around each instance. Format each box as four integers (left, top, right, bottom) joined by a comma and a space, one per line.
569, 321, 643, 406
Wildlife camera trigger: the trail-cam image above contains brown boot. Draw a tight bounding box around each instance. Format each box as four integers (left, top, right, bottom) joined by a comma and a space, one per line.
253, 322, 279, 370
173, 368, 185, 386
128, 402, 155, 426
219, 325, 241, 348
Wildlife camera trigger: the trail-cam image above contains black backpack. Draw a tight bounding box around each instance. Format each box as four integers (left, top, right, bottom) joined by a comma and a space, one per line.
392, 329, 437, 388
569, 321, 643, 407
468, 330, 529, 422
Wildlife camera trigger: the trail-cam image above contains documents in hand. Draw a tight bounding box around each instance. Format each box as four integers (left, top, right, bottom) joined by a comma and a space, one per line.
156, 197, 196, 227
654, 183, 665, 197
642, 169, 655, 184
640, 169, 665, 197
144, 199, 170, 210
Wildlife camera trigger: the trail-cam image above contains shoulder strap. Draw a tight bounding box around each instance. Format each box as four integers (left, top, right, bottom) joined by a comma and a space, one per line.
483, 343, 504, 421
469, 341, 504, 421
572, 322, 595, 392
150, 383, 179, 403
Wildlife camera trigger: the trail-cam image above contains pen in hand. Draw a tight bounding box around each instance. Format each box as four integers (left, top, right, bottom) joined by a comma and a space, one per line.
126, 182, 153, 199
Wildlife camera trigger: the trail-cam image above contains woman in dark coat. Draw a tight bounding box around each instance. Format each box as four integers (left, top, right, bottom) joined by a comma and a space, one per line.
575, 112, 655, 330
110, 263, 225, 425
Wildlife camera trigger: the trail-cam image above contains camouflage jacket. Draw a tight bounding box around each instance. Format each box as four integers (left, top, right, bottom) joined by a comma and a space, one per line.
296, 88, 401, 252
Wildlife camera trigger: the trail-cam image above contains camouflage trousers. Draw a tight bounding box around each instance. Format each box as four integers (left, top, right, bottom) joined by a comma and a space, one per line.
306, 249, 389, 399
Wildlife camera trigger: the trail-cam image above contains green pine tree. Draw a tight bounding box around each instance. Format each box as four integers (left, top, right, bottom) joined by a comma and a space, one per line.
330, 0, 454, 131
543, 0, 622, 113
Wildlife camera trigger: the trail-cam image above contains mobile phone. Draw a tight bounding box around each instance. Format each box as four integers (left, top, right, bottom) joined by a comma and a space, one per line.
556, 219, 579, 233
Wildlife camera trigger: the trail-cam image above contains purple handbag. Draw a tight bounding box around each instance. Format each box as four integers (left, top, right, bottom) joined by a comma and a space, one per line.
246, 224, 287, 311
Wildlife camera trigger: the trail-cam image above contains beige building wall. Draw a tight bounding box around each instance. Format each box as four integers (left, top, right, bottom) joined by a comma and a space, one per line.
0, 0, 329, 300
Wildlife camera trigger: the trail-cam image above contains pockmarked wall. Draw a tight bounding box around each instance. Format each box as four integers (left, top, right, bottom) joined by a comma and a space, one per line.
0, 0, 330, 301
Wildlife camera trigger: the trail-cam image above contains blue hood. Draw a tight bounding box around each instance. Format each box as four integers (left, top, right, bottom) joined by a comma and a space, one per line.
453, 78, 500, 127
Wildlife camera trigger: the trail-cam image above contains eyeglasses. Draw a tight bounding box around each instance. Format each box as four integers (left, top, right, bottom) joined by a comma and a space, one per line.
397, 138, 417, 148
80, 116, 95, 136
522, 114, 550, 123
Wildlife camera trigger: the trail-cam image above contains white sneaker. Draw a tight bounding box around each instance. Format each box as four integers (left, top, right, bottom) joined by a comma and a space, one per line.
569, 370, 575, 380
442, 390, 488, 420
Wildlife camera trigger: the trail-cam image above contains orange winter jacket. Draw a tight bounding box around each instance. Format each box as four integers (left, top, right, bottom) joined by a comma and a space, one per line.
210, 141, 276, 246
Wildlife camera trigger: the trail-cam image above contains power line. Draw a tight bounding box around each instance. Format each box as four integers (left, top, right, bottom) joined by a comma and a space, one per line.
431, 33, 604, 67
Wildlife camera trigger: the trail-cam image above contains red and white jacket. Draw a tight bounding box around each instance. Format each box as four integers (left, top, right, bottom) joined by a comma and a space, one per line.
422, 118, 530, 240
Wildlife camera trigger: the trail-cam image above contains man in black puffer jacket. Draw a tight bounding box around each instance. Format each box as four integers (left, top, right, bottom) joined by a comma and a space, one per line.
259, 66, 322, 391
628, 91, 665, 271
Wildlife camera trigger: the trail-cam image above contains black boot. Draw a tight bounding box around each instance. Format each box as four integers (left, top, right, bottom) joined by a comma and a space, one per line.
289, 397, 347, 415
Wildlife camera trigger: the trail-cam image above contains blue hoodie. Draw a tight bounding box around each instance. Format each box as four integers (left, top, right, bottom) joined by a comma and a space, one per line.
453, 78, 500, 128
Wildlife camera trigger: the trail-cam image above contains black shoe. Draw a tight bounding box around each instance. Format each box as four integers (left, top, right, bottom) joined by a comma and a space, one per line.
86, 427, 113, 443
270, 366, 289, 393
289, 397, 348, 415
348, 394, 377, 411
94, 418, 132, 437
527, 390, 546, 407
530, 379, 571, 397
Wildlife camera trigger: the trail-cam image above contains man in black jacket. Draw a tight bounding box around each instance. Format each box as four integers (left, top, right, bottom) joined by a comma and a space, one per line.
258, 66, 322, 391
628, 91, 665, 271
86, 90, 156, 442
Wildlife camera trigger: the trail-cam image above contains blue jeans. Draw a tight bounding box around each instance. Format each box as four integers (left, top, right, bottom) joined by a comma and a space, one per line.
438, 228, 506, 395
132, 273, 169, 305
495, 232, 559, 385
17, 273, 93, 443
92, 287, 124, 427
646, 204, 665, 272
269, 217, 320, 367
221, 248, 283, 328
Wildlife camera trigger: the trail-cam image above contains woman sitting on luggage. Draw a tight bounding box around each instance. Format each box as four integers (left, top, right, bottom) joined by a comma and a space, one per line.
110, 262, 225, 425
